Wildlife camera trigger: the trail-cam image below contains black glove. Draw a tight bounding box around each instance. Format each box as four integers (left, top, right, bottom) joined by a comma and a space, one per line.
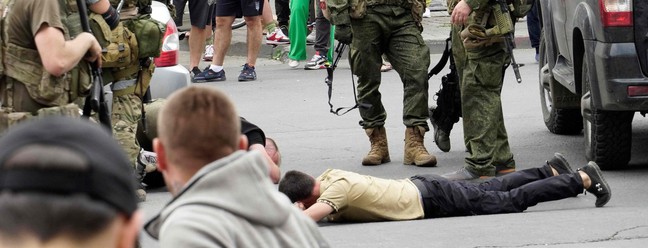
335, 25, 353, 45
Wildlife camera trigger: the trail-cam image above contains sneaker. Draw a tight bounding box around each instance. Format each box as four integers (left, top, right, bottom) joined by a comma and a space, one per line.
266, 28, 290, 45
279, 25, 289, 39
288, 59, 300, 68
547, 153, 574, 175
203, 44, 214, 61
138, 148, 158, 173
579, 162, 611, 207
306, 31, 316, 45
304, 53, 327, 70
423, 8, 431, 18
194, 67, 226, 82
238, 63, 257, 81
191, 66, 203, 77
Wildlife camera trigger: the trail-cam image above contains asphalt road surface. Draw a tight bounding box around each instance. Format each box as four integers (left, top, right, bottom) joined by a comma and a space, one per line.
139, 48, 648, 248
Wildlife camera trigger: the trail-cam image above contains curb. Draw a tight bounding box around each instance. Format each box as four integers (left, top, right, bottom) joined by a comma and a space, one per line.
180, 35, 533, 58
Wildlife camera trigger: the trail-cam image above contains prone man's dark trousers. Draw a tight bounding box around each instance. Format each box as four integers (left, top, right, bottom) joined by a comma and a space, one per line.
410, 165, 584, 218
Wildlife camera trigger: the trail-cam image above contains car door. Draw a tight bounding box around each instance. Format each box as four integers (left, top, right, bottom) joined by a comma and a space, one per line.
552, 0, 571, 63
635, 0, 648, 77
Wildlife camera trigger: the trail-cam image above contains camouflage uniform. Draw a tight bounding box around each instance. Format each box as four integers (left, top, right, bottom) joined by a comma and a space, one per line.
0, 0, 92, 133
347, 4, 430, 129
111, 92, 142, 172
327, 0, 437, 167
99, 0, 160, 200
448, 0, 515, 177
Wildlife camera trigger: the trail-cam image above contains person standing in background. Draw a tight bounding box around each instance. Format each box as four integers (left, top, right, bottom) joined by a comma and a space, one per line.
173, 0, 213, 78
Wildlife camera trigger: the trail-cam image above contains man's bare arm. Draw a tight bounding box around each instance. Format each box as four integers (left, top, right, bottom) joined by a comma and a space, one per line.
34, 25, 101, 76
303, 202, 334, 222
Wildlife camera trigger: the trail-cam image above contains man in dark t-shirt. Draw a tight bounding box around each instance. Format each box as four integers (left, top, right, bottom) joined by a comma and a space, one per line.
136, 99, 282, 185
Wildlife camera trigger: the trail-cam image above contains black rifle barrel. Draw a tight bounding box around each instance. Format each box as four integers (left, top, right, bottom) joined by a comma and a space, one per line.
496, 0, 523, 83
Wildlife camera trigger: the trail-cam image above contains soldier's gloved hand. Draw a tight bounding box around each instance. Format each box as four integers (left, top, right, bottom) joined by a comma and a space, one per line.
335, 25, 353, 45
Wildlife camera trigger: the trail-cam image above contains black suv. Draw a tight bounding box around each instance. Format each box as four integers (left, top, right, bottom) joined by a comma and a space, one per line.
538, 0, 648, 169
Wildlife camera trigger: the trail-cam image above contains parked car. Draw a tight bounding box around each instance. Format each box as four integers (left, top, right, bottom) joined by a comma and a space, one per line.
149, 0, 191, 99
538, 0, 648, 169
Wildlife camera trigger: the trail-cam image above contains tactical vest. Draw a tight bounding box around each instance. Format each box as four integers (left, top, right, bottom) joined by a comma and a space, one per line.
0, 0, 91, 108
98, 0, 163, 98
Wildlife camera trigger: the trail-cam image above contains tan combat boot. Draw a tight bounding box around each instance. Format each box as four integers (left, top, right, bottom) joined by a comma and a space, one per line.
362, 127, 390, 165
404, 126, 437, 167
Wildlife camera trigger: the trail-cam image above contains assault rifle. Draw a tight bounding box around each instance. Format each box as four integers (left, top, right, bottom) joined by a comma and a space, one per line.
77, 0, 112, 132
494, 0, 522, 83
324, 42, 370, 116
428, 36, 461, 135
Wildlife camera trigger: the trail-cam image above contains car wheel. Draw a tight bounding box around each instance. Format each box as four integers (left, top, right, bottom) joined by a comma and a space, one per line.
581, 53, 634, 170
538, 29, 582, 134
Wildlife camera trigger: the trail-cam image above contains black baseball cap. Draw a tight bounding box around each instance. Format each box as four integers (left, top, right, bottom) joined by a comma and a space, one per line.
0, 117, 137, 216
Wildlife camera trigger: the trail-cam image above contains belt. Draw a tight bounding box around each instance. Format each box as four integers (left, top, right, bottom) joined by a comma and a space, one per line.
111, 79, 137, 97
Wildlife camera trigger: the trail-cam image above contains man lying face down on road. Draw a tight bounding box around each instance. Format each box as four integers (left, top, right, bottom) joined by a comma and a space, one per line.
278, 153, 611, 222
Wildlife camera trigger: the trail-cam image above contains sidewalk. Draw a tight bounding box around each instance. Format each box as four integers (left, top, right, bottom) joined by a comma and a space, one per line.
178, 8, 532, 57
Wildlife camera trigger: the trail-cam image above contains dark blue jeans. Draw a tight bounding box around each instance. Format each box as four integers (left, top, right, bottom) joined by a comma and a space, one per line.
526, 1, 541, 52
410, 165, 584, 218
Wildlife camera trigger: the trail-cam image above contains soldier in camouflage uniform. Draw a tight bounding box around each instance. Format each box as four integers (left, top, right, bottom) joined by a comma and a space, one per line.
326, 0, 437, 167
0, 0, 104, 133
442, 0, 516, 180
97, 0, 161, 201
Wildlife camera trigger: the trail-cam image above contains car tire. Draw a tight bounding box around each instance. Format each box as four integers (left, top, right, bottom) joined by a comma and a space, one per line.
581, 52, 634, 170
539, 29, 582, 135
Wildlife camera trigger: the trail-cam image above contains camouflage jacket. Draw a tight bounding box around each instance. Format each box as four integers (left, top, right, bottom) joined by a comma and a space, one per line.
326, 0, 426, 26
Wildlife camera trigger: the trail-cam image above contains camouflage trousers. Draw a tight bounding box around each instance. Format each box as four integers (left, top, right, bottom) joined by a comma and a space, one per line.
460, 42, 515, 176
112, 92, 142, 171
350, 6, 430, 129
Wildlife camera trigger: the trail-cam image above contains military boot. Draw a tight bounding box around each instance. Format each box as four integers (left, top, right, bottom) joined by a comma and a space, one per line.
404, 126, 437, 167
362, 127, 390, 166
429, 106, 451, 152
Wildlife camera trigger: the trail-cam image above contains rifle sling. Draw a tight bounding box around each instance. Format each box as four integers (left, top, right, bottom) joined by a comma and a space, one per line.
428, 36, 452, 79
325, 43, 369, 116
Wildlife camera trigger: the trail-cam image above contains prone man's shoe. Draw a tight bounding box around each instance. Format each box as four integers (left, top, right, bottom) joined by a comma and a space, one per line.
442, 167, 490, 181
579, 161, 611, 207
547, 152, 574, 175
